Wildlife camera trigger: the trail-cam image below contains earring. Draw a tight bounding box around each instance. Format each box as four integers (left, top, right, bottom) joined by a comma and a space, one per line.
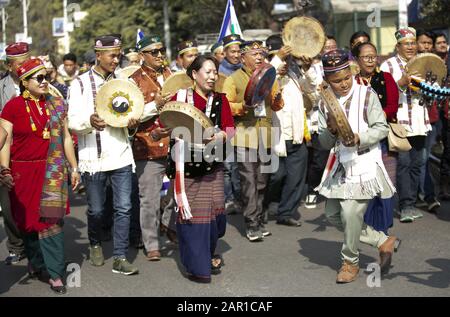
22, 89, 31, 99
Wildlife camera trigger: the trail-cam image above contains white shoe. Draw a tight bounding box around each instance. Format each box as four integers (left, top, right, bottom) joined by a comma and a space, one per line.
305, 194, 317, 209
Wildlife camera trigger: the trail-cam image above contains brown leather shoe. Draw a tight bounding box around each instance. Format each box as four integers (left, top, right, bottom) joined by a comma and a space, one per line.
146, 250, 161, 261
336, 261, 359, 284
378, 236, 396, 274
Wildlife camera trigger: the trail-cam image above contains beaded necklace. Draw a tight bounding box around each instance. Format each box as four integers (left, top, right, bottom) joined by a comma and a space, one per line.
24, 95, 50, 139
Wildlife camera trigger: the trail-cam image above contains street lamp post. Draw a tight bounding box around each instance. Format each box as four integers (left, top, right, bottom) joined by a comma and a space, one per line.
22, 0, 29, 40
63, 0, 70, 53
1, 7, 7, 44
163, 0, 171, 61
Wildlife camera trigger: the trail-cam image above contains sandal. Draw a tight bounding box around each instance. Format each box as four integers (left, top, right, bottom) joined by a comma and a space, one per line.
211, 254, 223, 274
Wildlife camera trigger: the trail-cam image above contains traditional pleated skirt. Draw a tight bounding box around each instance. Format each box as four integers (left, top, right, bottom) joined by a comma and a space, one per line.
176, 166, 226, 279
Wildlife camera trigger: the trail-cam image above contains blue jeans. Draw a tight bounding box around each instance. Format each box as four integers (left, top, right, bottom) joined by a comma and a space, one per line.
224, 152, 241, 203
420, 122, 441, 201
82, 165, 133, 258
397, 136, 426, 210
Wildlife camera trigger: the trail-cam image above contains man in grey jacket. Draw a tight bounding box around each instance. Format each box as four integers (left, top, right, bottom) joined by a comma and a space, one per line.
0, 42, 30, 265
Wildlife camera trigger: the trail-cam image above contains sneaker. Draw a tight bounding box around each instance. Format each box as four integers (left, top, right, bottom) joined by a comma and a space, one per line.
415, 193, 427, 208
427, 198, 441, 212
259, 224, 272, 237
112, 257, 139, 275
89, 245, 104, 267
305, 194, 317, 209
276, 218, 302, 227
399, 209, 414, 223
5, 252, 26, 265
411, 207, 424, 219
245, 227, 263, 242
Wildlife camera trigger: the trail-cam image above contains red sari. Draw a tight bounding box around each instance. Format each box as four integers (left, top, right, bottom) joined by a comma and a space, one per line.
1, 96, 59, 233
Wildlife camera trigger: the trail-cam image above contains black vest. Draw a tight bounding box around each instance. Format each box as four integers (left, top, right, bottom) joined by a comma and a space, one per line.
166, 92, 225, 179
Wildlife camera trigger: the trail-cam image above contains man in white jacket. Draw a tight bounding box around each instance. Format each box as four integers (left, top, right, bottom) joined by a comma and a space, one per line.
264, 35, 317, 226
68, 34, 139, 275
380, 27, 431, 223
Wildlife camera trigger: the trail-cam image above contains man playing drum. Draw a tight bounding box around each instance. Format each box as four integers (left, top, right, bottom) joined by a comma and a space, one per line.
222, 41, 283, 242
380, 28, 432, 223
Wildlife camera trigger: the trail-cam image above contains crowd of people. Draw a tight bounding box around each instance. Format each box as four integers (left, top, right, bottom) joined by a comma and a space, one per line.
0, 21, 449, 294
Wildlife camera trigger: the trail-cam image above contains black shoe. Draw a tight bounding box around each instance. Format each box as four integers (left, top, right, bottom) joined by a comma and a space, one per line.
276, 218, 302, 227
50, 284, 67, 295
5, 252, 26, 265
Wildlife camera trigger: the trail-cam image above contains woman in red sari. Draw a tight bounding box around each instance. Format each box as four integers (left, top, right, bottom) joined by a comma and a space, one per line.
0, 59, 80, 294
156, 55, 234, 282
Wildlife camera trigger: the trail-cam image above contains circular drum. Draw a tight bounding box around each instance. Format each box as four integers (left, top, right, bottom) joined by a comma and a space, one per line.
244, 63, 277, 108
282, 16, 326, 58
96, 79, 145, 128
116, 65, 140, 79
406, 53, 447, 85
159, 101, 214, 144
161, 72, 194, 96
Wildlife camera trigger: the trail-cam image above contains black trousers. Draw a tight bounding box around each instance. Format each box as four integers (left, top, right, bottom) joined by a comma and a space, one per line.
307, 133, 330, 194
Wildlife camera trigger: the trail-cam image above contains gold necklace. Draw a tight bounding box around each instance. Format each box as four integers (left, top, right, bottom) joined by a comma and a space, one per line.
25, 98, 50, 139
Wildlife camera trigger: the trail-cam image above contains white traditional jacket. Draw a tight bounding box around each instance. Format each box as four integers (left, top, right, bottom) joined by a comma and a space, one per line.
316, 80, 395, 199
68, 68, 135, 174
380, 54, 431, 137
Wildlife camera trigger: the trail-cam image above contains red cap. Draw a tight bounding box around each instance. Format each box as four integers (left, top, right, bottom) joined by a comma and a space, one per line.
16, 58, 45, 80
5, 42, 30, 60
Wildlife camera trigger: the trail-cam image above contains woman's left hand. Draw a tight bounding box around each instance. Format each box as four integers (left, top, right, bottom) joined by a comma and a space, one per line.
71, 171, 81, 191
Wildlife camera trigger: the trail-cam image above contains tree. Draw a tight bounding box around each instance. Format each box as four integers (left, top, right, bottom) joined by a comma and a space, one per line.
70, 0, 159, 59
3, 0, 64, 56
420, 0, 450, 28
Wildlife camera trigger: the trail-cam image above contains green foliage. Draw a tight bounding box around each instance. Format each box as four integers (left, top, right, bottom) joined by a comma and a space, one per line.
420, 0, 450, 28
2, 0, 281, 62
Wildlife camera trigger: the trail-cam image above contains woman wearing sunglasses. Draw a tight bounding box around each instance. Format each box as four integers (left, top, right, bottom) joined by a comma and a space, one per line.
353, 42, 399, 235
0, 58, 80, 294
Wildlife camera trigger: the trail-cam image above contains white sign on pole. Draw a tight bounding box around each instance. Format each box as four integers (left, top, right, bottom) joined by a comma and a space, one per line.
15, 33, 32, 44
52, 17, 65, 37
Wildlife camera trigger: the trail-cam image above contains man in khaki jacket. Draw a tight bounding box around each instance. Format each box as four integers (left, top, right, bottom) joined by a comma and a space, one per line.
223, 40, 283, 242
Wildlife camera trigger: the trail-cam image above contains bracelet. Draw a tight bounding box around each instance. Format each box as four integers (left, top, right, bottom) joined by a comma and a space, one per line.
70, 167, 79, 173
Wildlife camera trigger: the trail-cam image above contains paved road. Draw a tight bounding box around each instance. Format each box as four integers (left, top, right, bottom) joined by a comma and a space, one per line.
1, 190, 450, 297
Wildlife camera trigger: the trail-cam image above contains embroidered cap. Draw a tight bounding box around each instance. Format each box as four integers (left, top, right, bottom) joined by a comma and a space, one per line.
17, 58, 46, 80
322, 49, 350, 74
177, 40, 198, 56
240, 40, 267, 54
5, 42, 30, 60
211, 42, 223, 54
395, 27, 416, 43
136, 35, 163, 52
222, 34, 242, 48
94, 34, 122, 51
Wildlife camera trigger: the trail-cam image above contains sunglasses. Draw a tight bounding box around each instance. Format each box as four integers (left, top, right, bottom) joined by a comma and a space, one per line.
30, 74, 51, 84
143, 47, 167, 57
